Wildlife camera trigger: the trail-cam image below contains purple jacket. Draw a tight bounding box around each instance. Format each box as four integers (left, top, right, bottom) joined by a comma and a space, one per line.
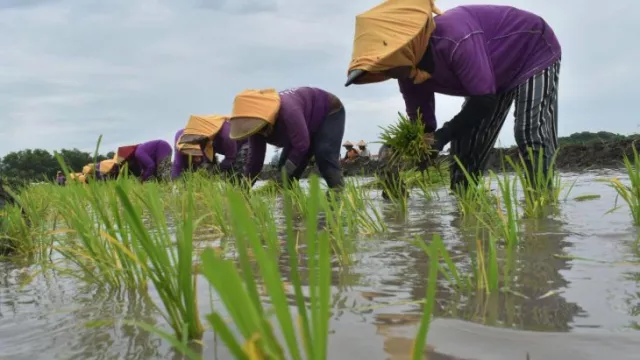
245, 87, 331, 178
171, 123, 247, 179
131, 139, 172, 181
398, 5, 562, 130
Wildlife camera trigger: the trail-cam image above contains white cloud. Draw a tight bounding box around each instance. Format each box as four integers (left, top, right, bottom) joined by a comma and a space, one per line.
0, 0, 637, 161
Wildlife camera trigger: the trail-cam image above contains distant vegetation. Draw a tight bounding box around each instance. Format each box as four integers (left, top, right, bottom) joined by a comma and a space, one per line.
1, 148, 114, 187
557, 131, 636, 146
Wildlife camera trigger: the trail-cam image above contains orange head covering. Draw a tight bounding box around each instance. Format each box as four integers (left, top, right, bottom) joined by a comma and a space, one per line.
99, 159, 117, 175
228, 88, 281, 140
176, 115, 228, 161
115, 145, 138, 164
82, 164, 95, 176
346, 0, 443, 86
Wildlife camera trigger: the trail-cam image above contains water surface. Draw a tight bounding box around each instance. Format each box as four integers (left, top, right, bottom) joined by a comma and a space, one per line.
1, 171, 639, 359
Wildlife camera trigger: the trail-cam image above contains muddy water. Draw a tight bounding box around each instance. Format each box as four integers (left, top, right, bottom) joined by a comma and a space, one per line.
1, 171, 639, 359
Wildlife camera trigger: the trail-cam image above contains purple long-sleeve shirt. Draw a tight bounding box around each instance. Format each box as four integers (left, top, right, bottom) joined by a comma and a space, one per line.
171, 123, 247, 179
244, 87, 331, 179
131, 139, 172, 181
398, 5, 562, 130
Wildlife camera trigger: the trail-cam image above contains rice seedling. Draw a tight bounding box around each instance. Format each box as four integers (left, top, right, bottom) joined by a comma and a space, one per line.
608, 145, 640, 224
485, 170, 520, 248
377, 171, 409, 213
339, 179, 387, 235
378, 112, 436, 167
0, 183, 58, 258
450, 156, 493, 219
410, 234, 441, 360
52, 179, 149, 289
115, 181, 204, 340
505, 148, 575, 218
199, 176, 332, 359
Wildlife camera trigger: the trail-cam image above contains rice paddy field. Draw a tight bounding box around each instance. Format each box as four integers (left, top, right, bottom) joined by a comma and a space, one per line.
1, 152, 640, 360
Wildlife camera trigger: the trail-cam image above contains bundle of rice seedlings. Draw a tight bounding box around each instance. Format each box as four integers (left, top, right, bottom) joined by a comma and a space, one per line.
378, 111, 436, 168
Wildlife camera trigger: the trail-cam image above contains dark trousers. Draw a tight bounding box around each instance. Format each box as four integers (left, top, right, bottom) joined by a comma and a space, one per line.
450, 59, 561, 190
278, 107, 346, 189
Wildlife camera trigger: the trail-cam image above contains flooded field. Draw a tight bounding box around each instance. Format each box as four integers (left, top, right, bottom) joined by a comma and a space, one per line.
1, 170, 639, 359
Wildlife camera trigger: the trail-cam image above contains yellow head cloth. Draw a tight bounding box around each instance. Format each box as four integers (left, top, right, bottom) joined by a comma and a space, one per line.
99, 159, 117, 175
347, 0, 442, 85
82, 164, 95, 176
229, 88, 281, 140
177, 115, 228, 161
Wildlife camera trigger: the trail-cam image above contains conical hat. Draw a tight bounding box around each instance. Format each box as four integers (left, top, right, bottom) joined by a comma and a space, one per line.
347, 0, 442, 85
357, 140, 367, 147
229, 89, 281, 140
343, 141, 353, 147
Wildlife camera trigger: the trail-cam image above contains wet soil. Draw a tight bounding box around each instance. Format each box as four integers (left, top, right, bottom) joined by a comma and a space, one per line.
258, 137, 640, 181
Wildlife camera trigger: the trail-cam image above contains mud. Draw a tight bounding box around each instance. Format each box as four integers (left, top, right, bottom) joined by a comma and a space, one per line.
258, 137, 640, 181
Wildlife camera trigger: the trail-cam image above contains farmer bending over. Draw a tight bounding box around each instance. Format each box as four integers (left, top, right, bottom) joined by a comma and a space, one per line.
357, 140, 371, 159
98, 159, 118, 180
228, 87, 346, 190
345, 1, 561, 191
56, 171, 66, 186
173, 115, 248, 180
115, 140, 172, 182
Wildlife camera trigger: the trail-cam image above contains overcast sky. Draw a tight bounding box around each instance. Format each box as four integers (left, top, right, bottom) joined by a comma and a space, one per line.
0, 0, 637, 160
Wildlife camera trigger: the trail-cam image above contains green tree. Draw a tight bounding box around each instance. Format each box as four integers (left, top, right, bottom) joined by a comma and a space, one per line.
0, 148, 112, 182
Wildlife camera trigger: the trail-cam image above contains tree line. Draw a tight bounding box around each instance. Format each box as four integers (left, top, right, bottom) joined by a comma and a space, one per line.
1, 148, 114, 185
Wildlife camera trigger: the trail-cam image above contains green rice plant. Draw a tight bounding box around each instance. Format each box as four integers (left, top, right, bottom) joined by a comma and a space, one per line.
505, 148, 575, 218
410, 234, 440, 360
378, 111, 435, 166
450, 156, 493, 219
485, 170, 520, 249
199, 176, 331, 359
49, 167, 204, 340
473, 236, 500, 294
608, 145, 640, 224
377, 172, 409, 213
115, 180, 204, 340
52, 180, 148, 288
339, 179, 387, 234
0, 184, 59, 258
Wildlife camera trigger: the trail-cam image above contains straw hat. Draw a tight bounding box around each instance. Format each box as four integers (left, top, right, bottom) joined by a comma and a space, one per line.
343, 141, 354, 147
357, 140, 367, 147
229, 88, 281, 140
345, 0, 442, 86
176, 115, 228, 161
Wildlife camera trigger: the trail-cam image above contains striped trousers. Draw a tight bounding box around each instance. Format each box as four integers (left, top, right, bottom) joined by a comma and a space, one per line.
450, 59, 561, 189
